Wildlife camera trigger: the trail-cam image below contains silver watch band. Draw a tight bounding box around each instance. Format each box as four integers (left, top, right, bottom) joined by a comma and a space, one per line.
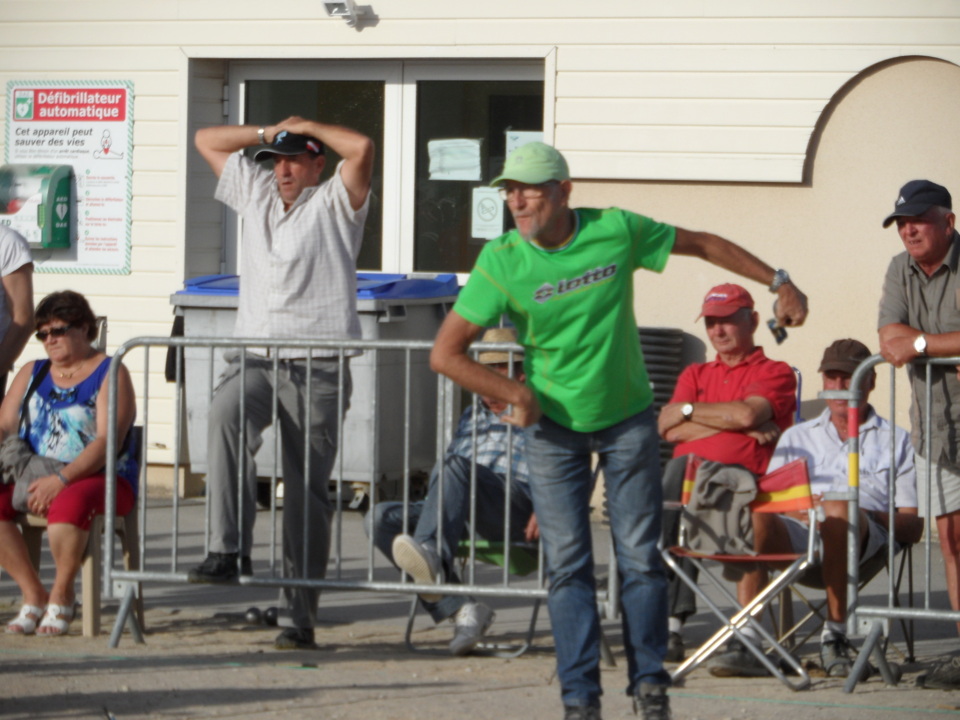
769, 268, 790, 293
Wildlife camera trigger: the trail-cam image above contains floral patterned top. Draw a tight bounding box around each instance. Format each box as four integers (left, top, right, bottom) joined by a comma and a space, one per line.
19, 357, 139, 494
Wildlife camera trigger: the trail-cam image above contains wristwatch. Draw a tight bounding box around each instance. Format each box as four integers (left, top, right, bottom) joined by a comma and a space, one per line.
769, 269, 791, 293
257, 126, 266, 145
681, 403, 695, 421
914, 334, 928, 355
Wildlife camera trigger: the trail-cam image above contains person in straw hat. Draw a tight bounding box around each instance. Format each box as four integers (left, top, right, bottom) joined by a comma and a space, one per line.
367, 327, 536, 656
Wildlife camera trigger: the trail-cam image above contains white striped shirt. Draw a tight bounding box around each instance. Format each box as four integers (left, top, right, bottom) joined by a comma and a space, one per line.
215, 153, 369, 358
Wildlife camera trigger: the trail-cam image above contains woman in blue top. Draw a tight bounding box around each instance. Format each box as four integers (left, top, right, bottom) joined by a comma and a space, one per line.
0, 290, 137, 636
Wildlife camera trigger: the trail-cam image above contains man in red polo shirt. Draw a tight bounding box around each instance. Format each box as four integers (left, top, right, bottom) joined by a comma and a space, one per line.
657, 283, 797, 662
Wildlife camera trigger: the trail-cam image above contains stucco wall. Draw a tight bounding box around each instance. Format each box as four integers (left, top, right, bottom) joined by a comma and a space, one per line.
576, 58, 960, 424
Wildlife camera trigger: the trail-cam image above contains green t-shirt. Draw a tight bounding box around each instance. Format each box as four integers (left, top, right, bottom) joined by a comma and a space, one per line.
454, 207, 675, 432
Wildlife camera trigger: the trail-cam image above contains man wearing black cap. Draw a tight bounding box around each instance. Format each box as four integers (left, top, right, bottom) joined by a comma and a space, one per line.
188, 116, 374, 650
878, 179, 960, 688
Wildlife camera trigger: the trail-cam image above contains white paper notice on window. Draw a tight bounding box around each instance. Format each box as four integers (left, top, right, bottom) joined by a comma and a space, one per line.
428, 138, 482, 181
471, 187, 504, 240
505, 130, 544, 159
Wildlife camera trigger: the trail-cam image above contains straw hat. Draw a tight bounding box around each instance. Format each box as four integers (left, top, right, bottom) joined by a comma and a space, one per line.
477, 327, 523, 364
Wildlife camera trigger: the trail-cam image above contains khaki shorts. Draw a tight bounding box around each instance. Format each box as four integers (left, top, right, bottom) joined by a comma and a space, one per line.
914, 454, 960, 518
781, 511, 892, 565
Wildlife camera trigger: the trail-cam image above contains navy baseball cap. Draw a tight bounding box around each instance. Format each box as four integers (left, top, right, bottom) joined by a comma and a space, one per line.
254, 130, 325, 161
882, 179, 952, 228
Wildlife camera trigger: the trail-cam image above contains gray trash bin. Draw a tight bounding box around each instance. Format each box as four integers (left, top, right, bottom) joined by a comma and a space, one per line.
169, 272, 459, 507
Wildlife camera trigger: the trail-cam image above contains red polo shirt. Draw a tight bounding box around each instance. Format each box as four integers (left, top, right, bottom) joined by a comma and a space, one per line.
669, 347, 796, 476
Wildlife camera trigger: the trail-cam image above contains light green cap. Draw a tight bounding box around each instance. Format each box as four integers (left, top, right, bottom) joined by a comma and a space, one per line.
490, 142, 570, 187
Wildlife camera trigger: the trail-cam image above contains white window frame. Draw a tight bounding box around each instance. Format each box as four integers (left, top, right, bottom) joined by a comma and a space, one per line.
227, 59, 544, 274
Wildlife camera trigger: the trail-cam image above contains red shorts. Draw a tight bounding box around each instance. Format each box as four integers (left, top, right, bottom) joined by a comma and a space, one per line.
0, 473, 135, 531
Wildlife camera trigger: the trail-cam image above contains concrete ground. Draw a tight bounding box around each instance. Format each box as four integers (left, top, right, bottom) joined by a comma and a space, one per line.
1, 496, 959, 720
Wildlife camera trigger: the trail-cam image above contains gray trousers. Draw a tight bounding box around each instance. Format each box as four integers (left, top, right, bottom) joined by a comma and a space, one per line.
206, 353, 351, 629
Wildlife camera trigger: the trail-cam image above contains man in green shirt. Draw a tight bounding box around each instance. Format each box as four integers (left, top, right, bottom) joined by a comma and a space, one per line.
430, 142, 809, 720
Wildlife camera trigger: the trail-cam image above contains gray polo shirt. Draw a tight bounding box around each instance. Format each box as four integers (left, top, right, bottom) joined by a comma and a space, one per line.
878, 232, 960, 463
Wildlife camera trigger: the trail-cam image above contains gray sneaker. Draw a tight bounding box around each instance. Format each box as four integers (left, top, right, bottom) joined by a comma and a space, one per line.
392, 534, 443, 602
633, 683, 671, 720
920, 656, 960, 690
820, 634, 871, 680
707, 639, 770, 677
448, 601, 495, 656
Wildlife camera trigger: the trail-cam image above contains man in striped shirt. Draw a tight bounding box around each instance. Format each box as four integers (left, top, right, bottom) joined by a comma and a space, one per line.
187, 117, 374, 651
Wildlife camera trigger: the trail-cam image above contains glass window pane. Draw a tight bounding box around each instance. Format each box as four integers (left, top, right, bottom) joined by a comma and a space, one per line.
244, 80, 384, 270
414, 81, 543, 273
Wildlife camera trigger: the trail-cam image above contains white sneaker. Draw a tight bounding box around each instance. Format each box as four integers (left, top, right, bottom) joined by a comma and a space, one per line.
449, 601, 495, 656
392, 534, 443, 602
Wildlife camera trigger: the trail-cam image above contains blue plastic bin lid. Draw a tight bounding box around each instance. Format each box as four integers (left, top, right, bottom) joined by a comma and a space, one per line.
356, 272, 459, 299
179, 274, 239, 295
178, 272, 459, 300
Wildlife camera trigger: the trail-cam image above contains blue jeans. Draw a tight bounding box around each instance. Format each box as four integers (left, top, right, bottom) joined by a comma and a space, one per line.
524, 410, 670, 708
364, 454, 534, 622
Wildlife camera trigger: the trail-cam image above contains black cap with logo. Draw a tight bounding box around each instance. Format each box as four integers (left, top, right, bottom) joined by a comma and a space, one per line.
253, 131, 325, 162
882, 179, 952, 228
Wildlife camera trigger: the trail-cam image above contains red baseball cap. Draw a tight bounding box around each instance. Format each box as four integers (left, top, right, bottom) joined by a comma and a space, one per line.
698, 283, 755, 320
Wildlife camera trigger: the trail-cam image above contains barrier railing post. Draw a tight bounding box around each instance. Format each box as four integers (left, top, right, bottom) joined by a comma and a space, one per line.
102, 336, 550, 648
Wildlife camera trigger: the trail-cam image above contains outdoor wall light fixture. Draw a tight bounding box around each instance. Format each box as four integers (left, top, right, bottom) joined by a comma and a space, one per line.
323, 0, 365, 27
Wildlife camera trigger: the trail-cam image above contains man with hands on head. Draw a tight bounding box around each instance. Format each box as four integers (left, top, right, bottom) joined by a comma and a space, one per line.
429, 141, 808, 720
188, 115, 374, 651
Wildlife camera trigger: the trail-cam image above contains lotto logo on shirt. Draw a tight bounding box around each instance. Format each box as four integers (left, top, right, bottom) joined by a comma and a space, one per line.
533, 264, 617, 304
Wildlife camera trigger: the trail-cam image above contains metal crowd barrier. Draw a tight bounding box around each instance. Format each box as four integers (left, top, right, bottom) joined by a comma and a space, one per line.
831, 354, 960, 691
100, 336, 615, 649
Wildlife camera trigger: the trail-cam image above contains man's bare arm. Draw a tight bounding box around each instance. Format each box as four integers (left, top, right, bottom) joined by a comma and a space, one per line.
659, 395, 774, 443
194, 116, 374, 210
430, 311, 540, 428
270, 116, 374, 210
194, 125, 261, 178
0, 264, 33, 374
673, 228, 808, 327
879, 322, 960, 367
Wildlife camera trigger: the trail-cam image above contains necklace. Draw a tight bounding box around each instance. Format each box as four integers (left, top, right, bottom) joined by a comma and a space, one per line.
56, 356, 89, 380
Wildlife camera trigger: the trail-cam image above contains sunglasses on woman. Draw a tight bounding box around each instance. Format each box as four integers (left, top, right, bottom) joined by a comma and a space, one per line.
35, 324, 73, 342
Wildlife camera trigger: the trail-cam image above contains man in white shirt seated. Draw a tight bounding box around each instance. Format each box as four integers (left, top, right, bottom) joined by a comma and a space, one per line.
708, 338, 924, 679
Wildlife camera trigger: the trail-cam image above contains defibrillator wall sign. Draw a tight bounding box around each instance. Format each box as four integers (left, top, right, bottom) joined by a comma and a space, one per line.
4, 80, 133, 275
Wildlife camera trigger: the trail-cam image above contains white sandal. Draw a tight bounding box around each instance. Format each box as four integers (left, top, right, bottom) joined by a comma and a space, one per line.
5, 604, 44, 635
37, 603, 76, 637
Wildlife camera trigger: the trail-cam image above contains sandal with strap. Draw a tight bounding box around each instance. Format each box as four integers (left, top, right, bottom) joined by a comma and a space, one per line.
37, 603, 77, 637
5, 604, 44, 635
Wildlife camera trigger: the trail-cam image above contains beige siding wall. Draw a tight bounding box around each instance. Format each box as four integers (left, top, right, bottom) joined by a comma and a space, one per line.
0, 2, 958, 464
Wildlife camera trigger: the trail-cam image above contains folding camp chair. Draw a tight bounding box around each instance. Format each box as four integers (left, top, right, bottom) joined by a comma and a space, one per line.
662, 455, 816, 690
775, 532, 916, 661
403, 538, 542, 658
